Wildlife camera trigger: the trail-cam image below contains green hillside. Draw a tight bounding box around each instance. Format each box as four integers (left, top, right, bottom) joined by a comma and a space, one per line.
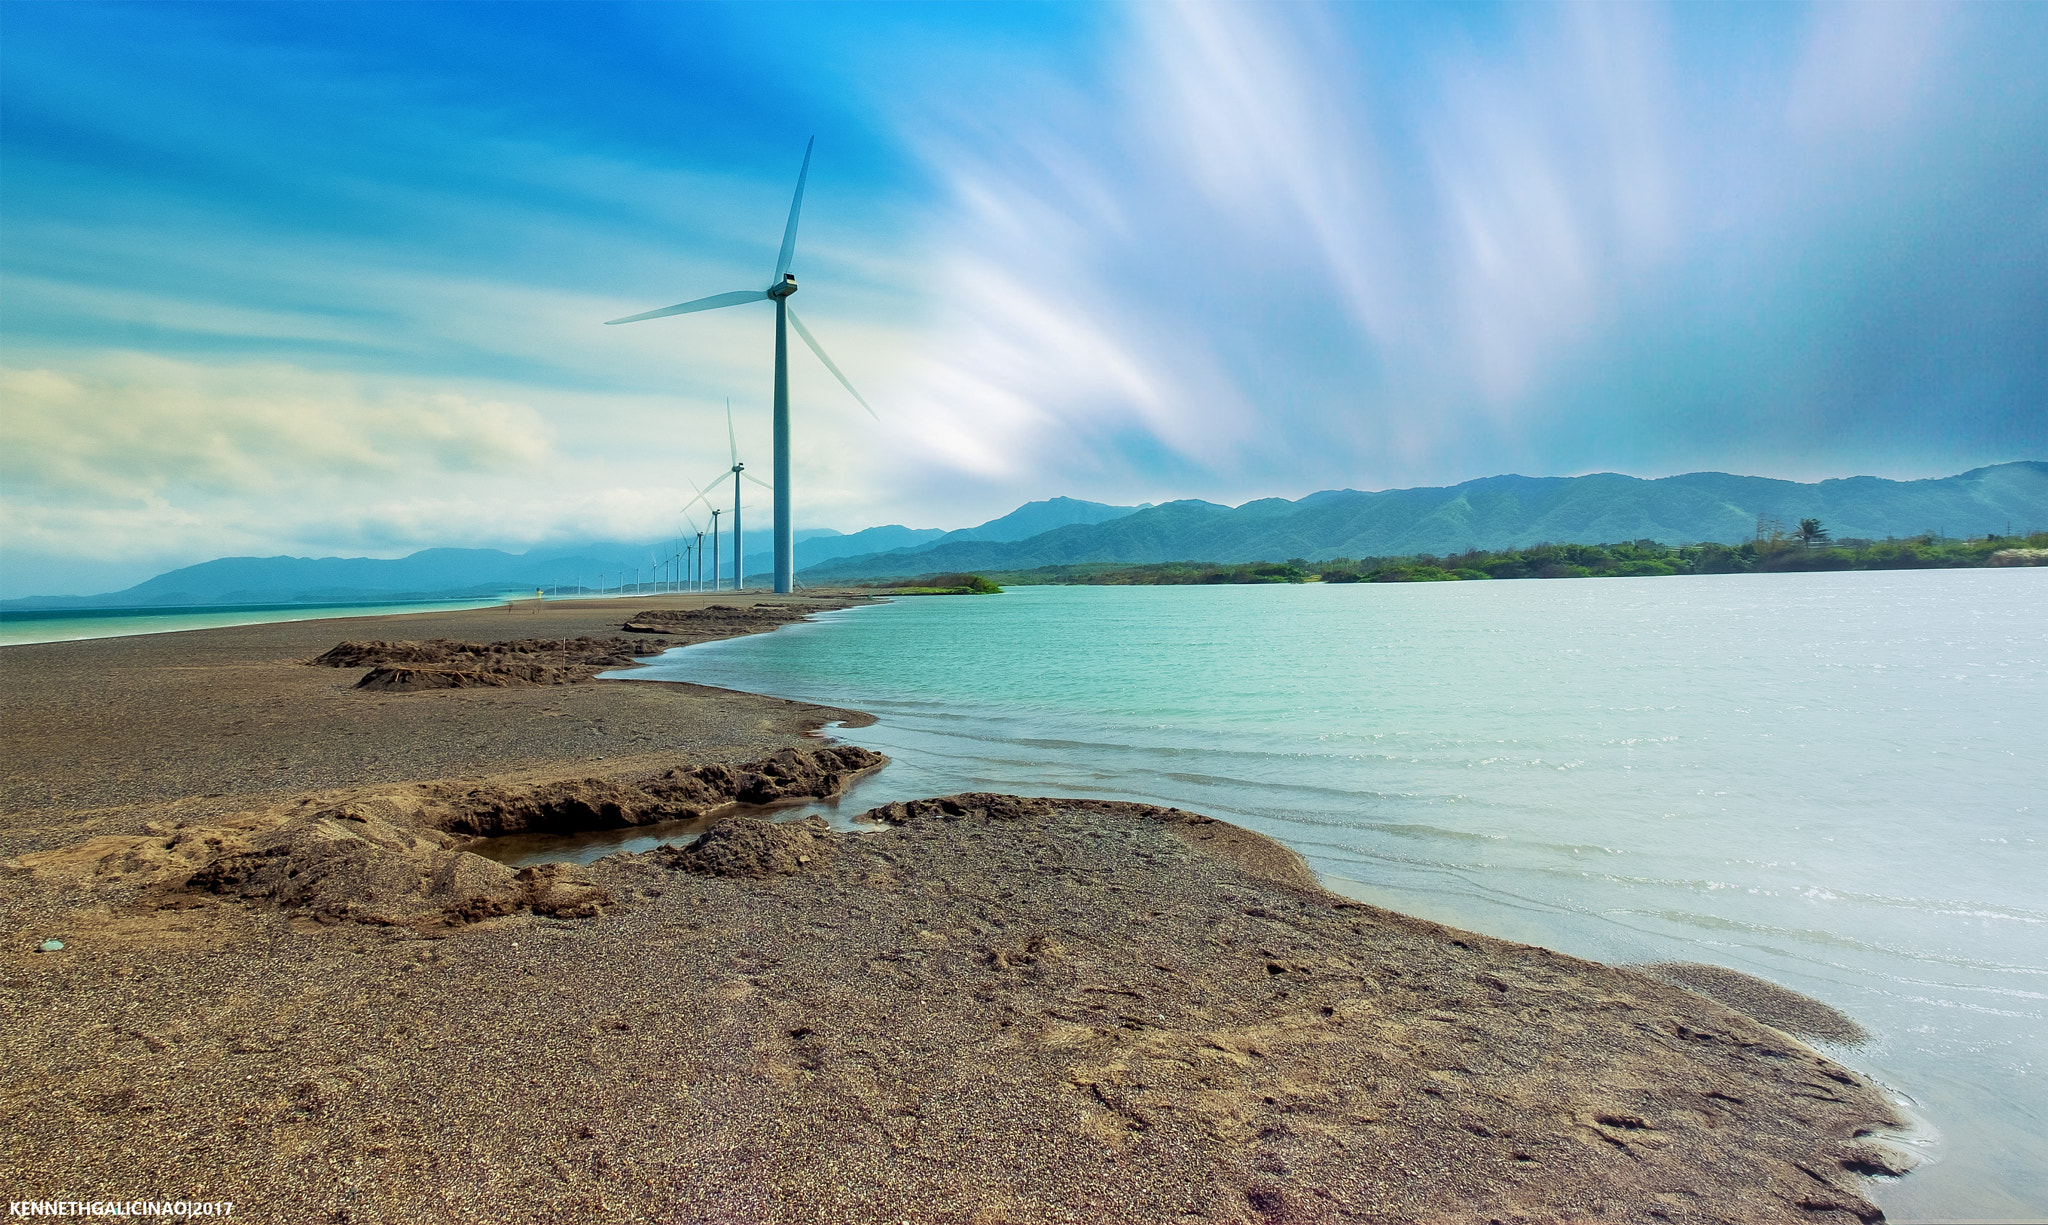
941, 532, 2048, 588
804, 463, 2048, 581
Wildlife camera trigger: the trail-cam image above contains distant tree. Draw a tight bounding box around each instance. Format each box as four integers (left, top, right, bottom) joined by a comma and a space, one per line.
1251, 563, 1310, 582
926, 572, 1003, 593
1797, 518, 1830, 548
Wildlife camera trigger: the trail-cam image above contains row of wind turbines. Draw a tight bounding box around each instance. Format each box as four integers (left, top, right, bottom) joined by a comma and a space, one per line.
606, 137, 875, 595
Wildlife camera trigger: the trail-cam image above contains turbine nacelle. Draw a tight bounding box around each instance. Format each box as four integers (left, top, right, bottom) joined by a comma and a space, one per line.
767, 273, 798, 300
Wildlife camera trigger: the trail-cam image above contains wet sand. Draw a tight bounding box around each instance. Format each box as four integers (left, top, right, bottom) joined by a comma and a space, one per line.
1, 595, 1909, 1223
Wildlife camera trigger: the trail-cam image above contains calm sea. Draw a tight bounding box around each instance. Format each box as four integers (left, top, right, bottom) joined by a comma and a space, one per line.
621, 571, 2047, 1221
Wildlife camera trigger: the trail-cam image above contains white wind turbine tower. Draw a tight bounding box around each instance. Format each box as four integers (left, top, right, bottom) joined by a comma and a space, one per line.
605, 137, 877, 594
683, 402, 770, 591
708, 508, 723, 592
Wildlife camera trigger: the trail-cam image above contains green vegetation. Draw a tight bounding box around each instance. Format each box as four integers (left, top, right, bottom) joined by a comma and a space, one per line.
877, 572, 1005, 595
968, 530, 2048, 587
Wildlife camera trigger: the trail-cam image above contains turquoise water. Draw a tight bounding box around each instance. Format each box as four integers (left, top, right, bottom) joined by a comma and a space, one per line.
0, 595, 543, 646
624, 572, 2047, 1220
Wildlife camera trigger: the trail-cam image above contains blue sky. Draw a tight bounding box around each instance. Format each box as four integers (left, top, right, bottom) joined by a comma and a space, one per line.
3, 1, 2044, 595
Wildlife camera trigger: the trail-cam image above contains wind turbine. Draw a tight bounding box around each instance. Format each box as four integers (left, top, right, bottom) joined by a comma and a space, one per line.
605, 137, 877, 594
678, 503, 708, 593
708, 508, 723, 592
684, 401, 772, 591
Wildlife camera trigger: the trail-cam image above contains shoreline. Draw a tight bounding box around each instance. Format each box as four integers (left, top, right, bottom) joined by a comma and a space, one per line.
1, 595, 1911, 1221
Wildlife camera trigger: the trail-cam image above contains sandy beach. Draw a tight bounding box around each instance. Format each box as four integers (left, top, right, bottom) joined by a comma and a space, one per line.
1, 595, 1909, 1223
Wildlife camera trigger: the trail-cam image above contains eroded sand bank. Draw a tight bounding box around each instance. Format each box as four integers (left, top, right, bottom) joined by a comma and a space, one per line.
1, 595, 1907, 1223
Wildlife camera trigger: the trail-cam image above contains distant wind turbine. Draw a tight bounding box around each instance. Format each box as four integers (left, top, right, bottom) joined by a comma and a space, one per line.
708, 508, 723, 592
604, 137, 877, 594
676, 505, 706, 593
683, 403, 771, 590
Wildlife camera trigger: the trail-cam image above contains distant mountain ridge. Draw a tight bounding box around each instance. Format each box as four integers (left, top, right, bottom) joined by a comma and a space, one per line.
739, 497, 1145, 578
802, 463, 2048, 581
1, 544, 674, 611
0, 496, 1146, 609
6, 467, 2038, 609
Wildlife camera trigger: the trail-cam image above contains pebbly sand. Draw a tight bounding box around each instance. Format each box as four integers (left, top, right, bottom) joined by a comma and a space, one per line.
1, 595, 1910, 1223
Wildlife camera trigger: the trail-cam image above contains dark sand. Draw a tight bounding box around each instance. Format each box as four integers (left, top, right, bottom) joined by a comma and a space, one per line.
1, 596, 1910, 1223
0, 595, 874, 858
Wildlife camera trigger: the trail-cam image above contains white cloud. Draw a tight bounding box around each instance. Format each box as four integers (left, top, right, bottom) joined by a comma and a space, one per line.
1787, 1, 1954, 141
0, 345, 936, 591
1, 355, 555, 504
0, 353, 571, 571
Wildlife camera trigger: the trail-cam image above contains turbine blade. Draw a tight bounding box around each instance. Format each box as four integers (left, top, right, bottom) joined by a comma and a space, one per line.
604, 289, 766, 326
787, 306, 880, 421
773, 137, 815, 283
681, 468, 729, 512
742, 471, 774, 491
727, 399, 738, 468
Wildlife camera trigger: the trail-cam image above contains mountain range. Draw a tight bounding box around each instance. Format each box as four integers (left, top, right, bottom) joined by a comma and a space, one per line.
738, 495, 1147, 577
805, 463, 2048, 580
5, 465, 2040, 609
0, 497, 1145, 609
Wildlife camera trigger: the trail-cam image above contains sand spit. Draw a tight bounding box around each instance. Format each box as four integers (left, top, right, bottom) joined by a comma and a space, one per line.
309, 600, 862, 692
0, 592, 877, 843
0, 594, 1908, 1222
619, 604, 829, 638
3, 787, 1902, 1223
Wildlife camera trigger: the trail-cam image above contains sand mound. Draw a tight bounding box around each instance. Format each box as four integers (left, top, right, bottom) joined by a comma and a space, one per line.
867, 792, 1326, 893
0, 816, 275, 888
353, 662, 589, 689
651, 813, 836, 877
311, 636, 667, 691
1641, 962, 1869, 1045
183, 795, 615, 926
621, 603, 821, 635
426, 744, 886, 836
9, 745, 884, 929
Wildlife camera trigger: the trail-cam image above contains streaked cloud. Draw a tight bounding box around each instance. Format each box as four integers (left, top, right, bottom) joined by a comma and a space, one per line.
1787, 2, 1954, 140
1, 0, 2042, 597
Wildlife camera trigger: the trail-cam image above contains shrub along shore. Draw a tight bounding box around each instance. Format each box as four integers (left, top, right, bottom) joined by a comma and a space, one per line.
938, 529, 2048, 587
